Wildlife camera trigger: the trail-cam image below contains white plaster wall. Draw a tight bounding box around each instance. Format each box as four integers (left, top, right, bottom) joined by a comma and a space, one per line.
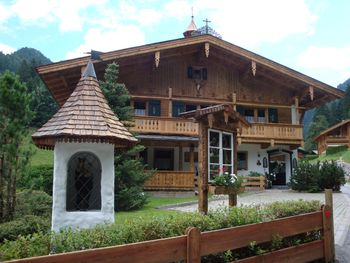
52, 142, 115, 231
236, 144, 268, 176
237, 144, 296, 185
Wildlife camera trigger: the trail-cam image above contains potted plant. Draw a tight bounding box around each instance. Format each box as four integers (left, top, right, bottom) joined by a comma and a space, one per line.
209, 173, 245, 195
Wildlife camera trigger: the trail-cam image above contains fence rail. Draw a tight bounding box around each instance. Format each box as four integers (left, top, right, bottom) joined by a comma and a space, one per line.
10, 206, 333, 263
144, 173, 265, 191
143, 171, 195, 190
242, 176, 265, 190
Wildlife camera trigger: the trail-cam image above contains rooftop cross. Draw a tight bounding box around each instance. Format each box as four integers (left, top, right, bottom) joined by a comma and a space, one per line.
203, 18, 211, 34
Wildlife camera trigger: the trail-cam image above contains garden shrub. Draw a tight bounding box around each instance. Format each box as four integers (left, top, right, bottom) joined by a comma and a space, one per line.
0, 200, 320, 261
15, 190, 52, 218
291, 160, 345, 192
17, 164, 53, 195
0, 215, 50, 242
290, 161, 320, 192
319, 161, 346, 191
326, 145, 348, 155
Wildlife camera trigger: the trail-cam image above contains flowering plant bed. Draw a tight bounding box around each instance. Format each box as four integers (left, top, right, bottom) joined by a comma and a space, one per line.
209, 173, 244, 195
208, 185, 245, 195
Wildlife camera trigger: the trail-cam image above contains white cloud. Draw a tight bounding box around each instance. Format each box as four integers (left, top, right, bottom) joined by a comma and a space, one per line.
296, 45, 350, 86
164, 0, 193, 21
0, 3, 13, 25
0, 43, 16, 54
297, 46, 350, 70
65, 25, 145, 59
192, 0, 317, 48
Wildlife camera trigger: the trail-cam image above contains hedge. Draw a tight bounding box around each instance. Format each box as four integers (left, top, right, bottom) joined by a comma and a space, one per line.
0, 200, 320, 261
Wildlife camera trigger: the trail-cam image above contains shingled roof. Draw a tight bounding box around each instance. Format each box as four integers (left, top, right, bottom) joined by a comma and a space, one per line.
32, 61, 137, 149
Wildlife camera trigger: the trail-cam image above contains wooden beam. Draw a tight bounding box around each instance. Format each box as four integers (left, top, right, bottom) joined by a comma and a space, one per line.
309, 86, 314, 101
198, 122, 208, 214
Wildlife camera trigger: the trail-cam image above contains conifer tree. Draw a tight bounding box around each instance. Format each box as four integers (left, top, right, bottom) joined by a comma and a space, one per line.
305, 115, 329, 150
0, 71, 33, 222
100, 62, 153, 211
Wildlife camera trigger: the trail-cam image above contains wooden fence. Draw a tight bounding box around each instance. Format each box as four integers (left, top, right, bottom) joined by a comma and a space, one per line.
144, 173, 265, 191
242, 176, 265, 190
10, 205, 333, 263
143, 171, 195, 190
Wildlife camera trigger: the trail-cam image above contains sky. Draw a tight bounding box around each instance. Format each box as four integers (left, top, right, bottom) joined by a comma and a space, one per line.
0, 0, 349, 87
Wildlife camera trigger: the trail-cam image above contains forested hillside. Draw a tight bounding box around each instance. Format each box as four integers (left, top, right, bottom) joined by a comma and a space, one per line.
304, 78, 350, 150
0, 48, 57, 127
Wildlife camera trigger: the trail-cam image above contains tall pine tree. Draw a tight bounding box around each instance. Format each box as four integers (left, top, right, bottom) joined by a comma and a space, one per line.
0, 71, 33, 222
100, 62, 153, 211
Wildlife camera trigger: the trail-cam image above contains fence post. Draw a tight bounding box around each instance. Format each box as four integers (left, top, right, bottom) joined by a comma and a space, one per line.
186, 227, 201, 263
325, 189, 335, 261
259, 176, 264, 190
322, 205, 332, 262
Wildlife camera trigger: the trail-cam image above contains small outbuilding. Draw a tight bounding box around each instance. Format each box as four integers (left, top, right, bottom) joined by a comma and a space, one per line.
32, 61, 137, 231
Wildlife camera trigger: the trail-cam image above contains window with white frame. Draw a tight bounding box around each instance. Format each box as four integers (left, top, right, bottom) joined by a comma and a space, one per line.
208, 129, 233, 181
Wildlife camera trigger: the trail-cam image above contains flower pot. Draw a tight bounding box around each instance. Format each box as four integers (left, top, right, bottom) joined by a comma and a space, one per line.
209, 185, 245, 195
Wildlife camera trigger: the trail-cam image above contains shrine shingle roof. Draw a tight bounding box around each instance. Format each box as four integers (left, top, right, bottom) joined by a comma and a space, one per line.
32, 62, 137, 149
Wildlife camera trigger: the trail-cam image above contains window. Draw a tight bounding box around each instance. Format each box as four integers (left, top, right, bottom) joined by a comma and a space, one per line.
148, 100, 161, 116
244, 109, 254, 123
257, 109, 265, 123
208, 129, 233, 181
134, 101, 146, 116
236, 106, 254, 123
172, 101, 185, 117
268, 108, 278, 123
187, 66, 208, 80
185, 104, 197, 112
237, 152, 248, 170
154, 148, 174, 170
66, 152, 101, 211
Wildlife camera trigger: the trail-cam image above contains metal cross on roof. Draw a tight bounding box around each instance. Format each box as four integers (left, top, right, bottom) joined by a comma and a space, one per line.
203, 18, 211, 34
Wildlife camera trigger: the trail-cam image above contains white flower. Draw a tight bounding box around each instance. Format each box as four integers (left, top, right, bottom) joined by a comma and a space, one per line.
230, 173, 237, 183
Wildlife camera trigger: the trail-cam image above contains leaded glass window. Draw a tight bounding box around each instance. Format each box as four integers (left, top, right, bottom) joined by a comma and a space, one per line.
66, 152, 101, 211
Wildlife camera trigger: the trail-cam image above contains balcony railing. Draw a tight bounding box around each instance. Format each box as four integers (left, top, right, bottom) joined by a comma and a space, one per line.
240, 123, 303, 140
132, 116, 198, 136
131, 116, 303, 142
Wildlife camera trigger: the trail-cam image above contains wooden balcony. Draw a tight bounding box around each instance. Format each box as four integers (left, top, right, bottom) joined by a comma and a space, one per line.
326, 136, 348, 145
132, 116, 303, 145
240, 123, 303, 144
132, 116, 198, 136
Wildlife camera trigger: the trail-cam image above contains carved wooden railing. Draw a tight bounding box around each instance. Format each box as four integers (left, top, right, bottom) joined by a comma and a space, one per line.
132, 116, 198, 136
240, 123, 303, 140
144, 171, 195, 190
132, 116, 303, 142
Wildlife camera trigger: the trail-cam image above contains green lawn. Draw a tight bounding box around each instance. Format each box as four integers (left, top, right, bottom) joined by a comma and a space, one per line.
31, 148, 54, 166
115, 195, 198, 225
311, 149, 350, 163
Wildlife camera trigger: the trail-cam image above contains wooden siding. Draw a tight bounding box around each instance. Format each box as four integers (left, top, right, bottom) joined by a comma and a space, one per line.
120, 56, 296, 106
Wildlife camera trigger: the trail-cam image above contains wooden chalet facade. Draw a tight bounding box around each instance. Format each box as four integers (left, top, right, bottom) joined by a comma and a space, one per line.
36, 29, 343, 190
314, 120, 350, 154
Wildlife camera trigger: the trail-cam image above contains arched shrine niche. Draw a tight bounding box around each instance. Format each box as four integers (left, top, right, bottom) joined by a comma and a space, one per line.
66, 152, 102, 211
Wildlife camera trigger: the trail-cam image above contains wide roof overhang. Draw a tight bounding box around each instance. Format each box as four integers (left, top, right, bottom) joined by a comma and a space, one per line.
37, 35, 344, 108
